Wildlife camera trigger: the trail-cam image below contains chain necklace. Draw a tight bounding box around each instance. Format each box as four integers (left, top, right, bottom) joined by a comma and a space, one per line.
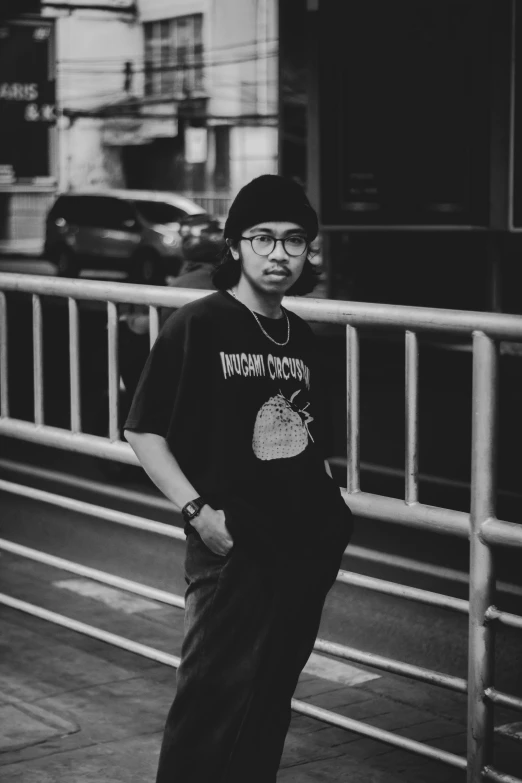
229, 288, 291, 347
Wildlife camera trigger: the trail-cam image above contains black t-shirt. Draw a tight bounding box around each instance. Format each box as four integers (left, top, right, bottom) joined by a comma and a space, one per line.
124, 290, 353, 558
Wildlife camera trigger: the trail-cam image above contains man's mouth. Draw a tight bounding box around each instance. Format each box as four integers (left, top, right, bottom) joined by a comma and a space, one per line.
265, 268, 290, 277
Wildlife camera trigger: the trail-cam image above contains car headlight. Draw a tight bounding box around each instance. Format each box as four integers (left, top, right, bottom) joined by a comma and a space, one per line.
161, 234, 178, 247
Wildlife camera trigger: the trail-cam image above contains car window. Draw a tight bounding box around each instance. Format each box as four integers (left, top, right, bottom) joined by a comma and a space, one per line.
134, 200, 186, 225
94, 197, 136, 230
49, 196, 84, 224
78, 196, 107, 227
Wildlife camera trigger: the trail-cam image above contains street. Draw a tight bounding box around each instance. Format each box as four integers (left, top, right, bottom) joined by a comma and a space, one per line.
3, 4, 522, 779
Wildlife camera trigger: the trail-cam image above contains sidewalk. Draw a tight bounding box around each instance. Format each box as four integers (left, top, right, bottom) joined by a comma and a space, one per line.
0, 549, 519, 783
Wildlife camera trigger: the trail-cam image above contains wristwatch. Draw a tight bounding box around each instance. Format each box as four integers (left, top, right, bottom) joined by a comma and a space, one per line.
181, 496, 207, 524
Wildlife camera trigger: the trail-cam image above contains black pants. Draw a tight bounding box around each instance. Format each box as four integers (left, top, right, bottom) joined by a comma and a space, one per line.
155, 533, 345, 783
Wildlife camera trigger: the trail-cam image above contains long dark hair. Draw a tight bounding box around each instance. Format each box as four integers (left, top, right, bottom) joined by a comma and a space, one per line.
212, 244, 320, 296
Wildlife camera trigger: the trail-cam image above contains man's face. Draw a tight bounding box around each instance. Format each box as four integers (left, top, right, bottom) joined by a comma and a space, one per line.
230, 221, 309, 296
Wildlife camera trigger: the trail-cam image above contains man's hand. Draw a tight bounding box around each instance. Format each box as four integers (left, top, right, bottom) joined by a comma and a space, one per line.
191, 506, 234, 556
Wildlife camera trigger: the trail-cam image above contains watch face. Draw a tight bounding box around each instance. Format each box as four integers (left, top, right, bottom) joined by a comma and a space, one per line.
183, 498, 204, 522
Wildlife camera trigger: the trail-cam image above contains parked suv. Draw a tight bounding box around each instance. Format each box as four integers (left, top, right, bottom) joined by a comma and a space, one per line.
44, 189, 220, 283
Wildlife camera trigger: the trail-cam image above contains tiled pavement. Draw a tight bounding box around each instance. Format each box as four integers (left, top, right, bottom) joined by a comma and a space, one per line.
1, 550, 520, 783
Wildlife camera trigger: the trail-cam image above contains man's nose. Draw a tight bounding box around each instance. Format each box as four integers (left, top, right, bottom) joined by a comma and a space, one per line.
268, 239, 289, 260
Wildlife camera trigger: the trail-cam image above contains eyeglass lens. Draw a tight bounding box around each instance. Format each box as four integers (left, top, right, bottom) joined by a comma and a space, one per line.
250, 236, 307, 256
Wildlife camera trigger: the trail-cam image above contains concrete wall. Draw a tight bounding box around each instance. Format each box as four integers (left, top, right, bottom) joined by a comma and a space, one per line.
229, 125, 277, 193
63, 117, 126, 190
54, 9, 142, 190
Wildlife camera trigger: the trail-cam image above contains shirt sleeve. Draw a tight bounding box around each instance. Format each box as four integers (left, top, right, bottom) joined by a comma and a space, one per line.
123, 310, 186, 437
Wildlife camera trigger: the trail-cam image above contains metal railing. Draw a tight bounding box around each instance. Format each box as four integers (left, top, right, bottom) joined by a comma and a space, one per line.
1, 272, 522, 781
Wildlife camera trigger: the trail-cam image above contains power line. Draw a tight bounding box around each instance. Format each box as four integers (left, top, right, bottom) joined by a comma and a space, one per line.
56, 48, 278, 75
57, 37, 279, 63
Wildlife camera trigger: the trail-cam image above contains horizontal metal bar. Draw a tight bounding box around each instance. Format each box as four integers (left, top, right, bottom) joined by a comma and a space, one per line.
10, 535, 469, 701
486, 606, 522, 631
313, 638, 467, 694
0, 419, 475, 539
0, 592, 181, 668
343, 490, 470, 538
0, 478, 185, 539
346, 544, 522, 599
485, 688, 522, 712
2, 273, 522, 338
0, 274, 209, 308
483, 765, 522, 783
0, 458, 174, 512
291, 698, 467, 769
330, 457, 522, 502
0, 589, 465, 769
0, 478, 467, 606
0, 538, 185, 608
0, 418, 138, 463
337, 569, 469, 613
320, 224, 488, 232
481, 517, 522, 549
4, 458, 522, 601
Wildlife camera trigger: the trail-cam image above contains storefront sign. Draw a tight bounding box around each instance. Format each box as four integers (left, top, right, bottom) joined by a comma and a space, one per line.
0, 21, 55, 182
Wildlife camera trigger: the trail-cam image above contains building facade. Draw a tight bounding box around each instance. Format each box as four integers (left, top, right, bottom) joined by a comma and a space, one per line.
279, 0, 522, 312
0, 0, 278, 251
131, 0, 278, 210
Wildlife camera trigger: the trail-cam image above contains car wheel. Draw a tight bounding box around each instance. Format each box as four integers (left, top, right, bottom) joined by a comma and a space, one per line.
132, 252, 164, 285
55, 248, 79, 278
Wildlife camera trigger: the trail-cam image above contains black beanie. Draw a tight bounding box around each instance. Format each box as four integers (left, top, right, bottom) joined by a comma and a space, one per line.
224, 174, 318, 241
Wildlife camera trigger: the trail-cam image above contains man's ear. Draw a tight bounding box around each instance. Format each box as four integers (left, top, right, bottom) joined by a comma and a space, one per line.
227, 238, 240, 261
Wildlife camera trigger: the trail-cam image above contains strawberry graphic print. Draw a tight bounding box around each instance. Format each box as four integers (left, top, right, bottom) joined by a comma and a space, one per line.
253, 389, 314, 461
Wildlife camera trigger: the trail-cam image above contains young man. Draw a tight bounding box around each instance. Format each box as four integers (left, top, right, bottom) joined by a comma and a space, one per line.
124, 174, 353, 783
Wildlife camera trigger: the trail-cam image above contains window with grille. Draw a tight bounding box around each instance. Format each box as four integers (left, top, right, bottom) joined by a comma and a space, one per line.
144, 14, 204, 98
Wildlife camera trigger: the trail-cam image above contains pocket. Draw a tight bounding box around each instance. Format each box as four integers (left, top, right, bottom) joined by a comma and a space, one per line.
194, 528, 233, 559
184, 532, 232, 587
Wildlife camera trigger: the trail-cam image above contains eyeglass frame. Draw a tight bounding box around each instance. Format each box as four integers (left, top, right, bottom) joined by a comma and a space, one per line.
239, 234, 310, 257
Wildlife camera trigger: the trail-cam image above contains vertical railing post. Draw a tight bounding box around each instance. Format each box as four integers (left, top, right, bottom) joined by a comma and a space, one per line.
405, 330, 419, 504
467, 331, 497, 782
107, 302, 119, 442
346, 325, 360, 493
68, 297, 81, 433
0, 292, 8, 418
149, 305, 159, 349
32, 294, 44, 425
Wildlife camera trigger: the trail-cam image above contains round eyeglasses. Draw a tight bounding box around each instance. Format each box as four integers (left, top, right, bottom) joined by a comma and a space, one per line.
240, 234, 308, 257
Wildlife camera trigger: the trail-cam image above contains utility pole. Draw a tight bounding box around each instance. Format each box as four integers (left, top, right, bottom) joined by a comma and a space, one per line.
123, 61, 134, 94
